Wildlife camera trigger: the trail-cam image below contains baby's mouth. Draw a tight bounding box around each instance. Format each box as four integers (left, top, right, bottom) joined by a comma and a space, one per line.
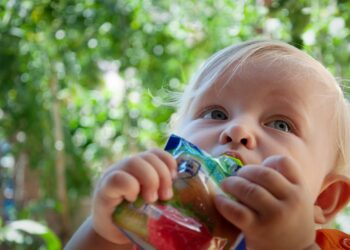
222, 151, 245, 165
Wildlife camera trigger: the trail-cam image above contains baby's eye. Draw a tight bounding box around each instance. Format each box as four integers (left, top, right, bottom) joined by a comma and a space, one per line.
202, 108, 228, 120
266, 119, 292, 132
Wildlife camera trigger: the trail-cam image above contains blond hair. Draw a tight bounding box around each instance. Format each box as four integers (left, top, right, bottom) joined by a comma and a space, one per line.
171, 39, 350, 176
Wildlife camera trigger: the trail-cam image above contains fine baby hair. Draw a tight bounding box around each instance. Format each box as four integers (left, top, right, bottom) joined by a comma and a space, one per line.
172, 39, 350, 178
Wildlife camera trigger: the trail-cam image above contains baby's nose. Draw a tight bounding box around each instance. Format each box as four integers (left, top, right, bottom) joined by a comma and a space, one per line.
219, 122, 257, 149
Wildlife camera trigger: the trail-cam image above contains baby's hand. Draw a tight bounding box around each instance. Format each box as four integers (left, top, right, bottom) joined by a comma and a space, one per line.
215, 155, 317, 250
91, 148, 177, 245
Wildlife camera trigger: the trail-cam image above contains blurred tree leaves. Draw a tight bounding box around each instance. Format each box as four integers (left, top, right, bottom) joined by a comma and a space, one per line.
0, 0, 350, 243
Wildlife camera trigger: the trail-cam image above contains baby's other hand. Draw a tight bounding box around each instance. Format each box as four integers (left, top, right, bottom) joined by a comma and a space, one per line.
92, 148, 177, 245
215, 155, 316, 250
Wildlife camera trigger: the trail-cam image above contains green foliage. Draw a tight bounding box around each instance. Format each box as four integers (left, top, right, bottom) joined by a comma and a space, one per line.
0, 0, 350, 247
0, 219, 61, 250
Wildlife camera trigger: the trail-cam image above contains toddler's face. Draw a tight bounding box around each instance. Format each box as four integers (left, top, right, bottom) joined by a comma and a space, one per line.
176, 58, 338, 200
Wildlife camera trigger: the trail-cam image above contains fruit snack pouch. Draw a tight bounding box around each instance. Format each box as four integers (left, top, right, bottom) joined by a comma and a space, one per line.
112, 134, 245, 250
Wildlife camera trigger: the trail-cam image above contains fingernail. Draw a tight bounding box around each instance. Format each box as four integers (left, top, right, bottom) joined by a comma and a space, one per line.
216, 193, 231, 202
149, 192, 158, 203
162, 188, 173, 199
171, 170, 177, 179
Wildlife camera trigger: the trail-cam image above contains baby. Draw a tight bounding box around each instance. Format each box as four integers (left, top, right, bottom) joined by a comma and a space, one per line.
65, 39, 350, 250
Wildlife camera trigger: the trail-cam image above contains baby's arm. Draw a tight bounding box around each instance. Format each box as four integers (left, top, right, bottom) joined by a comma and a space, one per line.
64, 148, 177, 249
215, 155, 320, 250
64, 216, 133, 250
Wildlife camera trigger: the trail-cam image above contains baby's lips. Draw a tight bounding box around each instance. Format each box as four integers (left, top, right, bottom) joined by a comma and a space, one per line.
222, 152, 244, 165
220, 153, 244, 176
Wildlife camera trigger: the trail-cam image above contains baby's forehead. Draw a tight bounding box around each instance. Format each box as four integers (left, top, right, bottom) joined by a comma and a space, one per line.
210, 51, 340, 97
192, 55, 341, 120
179, 42, 342, 122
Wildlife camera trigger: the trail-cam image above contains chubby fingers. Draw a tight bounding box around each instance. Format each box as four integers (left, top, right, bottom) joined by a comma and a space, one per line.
134, 149, 177, 201
96, 148, 177, 204
97, 171, 140, 203
215, 174, 280, 229
215, 155, 305, 229
231, 155, 303, 201
262, 155, 303, 186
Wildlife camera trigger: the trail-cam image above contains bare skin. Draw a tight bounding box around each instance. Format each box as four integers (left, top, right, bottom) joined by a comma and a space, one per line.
65, 51, 350, 250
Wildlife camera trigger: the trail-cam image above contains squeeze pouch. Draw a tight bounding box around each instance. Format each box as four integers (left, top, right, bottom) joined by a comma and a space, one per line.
112, 134, 245, 250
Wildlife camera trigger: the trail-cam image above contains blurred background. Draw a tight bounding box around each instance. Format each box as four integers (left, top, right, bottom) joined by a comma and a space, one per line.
1, 0, 350, 249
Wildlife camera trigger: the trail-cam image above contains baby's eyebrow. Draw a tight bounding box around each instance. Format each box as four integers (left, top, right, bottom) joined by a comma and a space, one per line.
266, 93, 311, 130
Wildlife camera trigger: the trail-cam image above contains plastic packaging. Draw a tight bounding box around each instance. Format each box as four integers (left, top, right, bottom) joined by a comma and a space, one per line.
112, 134, 245, 250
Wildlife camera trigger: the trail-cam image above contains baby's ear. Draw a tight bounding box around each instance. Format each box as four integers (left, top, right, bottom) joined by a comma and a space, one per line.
314, 174, 350, 224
